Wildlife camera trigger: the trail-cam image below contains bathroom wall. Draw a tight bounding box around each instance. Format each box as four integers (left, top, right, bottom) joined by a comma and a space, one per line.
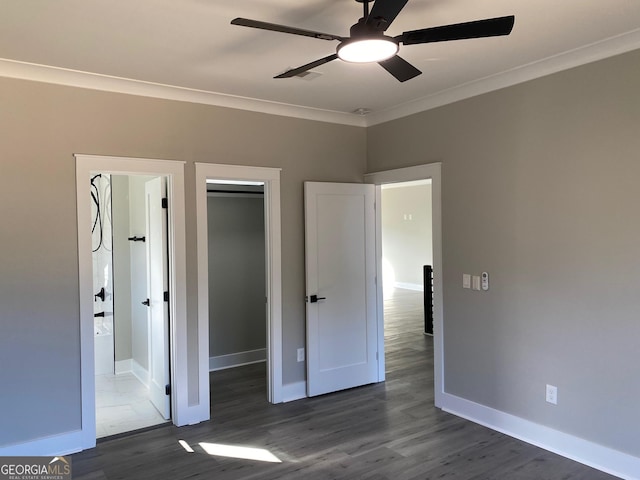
111, 175, 132, 364
91, 173, 114, 375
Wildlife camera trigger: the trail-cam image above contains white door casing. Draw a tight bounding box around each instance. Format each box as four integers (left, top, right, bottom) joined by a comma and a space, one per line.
145, 177, 170, 419
75, 154, 199, 454
194, 163, 282, 404
304, 182, 378, 397
364, 163, 443, 407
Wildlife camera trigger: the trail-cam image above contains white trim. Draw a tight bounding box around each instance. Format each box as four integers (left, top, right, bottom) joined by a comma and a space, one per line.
394, 282, 424, 292
282, 382, 307, 403
441, 392, 640, 480
0, 58, 365, 127
3, 30, 640, 127
114, 359, 132, 375
131, 359, 149, 388
365, 29, 640, 126
75, 154, 199, 452
365, 163, 444, 407
209, 349, 267, 371
195, 163, 283, 404
0, 431, 84, 457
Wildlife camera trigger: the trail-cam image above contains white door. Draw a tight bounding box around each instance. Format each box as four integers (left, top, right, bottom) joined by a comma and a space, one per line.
304, 182, 378, 397
145, 177, 170, 419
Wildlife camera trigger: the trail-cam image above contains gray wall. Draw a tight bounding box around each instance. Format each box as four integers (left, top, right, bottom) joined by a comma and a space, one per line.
381, 183, 432, 286
207, 194, 266, 357
111, 175, 132, 362
0, 77, 365, 447
367, 49, 640, 457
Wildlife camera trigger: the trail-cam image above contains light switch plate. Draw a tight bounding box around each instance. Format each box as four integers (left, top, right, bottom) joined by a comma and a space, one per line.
463, 274, 471, 289
472, 276, 481, 291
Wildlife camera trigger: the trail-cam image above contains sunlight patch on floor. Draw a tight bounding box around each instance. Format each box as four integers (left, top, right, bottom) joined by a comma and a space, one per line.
178, 440, 195, 453
199, 442, 282, 463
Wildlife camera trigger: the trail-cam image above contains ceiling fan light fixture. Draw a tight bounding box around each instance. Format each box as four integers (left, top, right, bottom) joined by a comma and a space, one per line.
337, 37, 398, 63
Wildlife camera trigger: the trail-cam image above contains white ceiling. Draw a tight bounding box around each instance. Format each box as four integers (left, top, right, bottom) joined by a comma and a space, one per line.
2, 0, 640, 126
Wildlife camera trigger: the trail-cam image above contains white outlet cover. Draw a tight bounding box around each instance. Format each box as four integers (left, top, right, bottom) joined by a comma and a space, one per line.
546, 384, 558, 405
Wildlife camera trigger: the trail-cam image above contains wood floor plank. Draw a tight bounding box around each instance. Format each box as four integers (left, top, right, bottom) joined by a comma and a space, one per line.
72, 288, 617, 479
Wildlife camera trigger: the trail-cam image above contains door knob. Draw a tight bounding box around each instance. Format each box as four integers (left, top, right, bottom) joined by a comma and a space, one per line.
142, 298, 150, 306
309, 295, 326, 303
94, 287, 106, 302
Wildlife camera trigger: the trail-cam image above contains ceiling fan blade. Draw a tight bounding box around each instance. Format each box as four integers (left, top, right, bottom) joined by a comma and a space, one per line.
378, 55, 422, 82
366, 0, 409, 31
400, 15, 515, 45
275, 54, 339, 78
231, 18, 344, 41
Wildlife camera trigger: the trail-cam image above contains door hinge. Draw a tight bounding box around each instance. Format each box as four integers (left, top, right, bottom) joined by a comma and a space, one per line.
165, 384, 171, 395
161, 197, 168, 209
164, 291, 170, 302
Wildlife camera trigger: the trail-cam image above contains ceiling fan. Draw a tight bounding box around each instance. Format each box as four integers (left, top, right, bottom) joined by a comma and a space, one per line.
231, 0, 515, 82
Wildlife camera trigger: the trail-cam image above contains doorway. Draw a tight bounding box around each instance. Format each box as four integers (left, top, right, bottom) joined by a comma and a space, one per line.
76, 155, 202, 452
380, 180, 433, 385
194, 163, 283, 405
364, 163, 443, 406
206, 181, 267, 373
91, 173, 170, 438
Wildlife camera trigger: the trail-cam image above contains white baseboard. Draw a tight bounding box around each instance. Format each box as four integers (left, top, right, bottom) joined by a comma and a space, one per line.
209, 348, 266, 372
282, 381, 307, 403
441, 392, 640, 480
115, 358, 132, 375
132, 359, 149, 388
394, 282, 424, 292
0, 430, 84, 457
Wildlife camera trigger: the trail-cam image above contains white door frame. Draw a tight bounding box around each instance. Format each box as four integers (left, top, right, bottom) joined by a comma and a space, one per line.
364, 163, 444, 407
195, 163, 283, 403
76, 155, 202, 451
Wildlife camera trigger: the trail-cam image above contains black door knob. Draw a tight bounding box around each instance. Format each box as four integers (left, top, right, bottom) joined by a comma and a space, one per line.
142, 298, 150, 306
309, 295, 327, 303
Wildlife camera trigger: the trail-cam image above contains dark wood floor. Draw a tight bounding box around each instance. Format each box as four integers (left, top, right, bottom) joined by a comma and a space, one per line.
73, 288, 616, 479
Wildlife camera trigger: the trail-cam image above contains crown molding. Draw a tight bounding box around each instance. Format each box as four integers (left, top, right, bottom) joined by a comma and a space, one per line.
2, 27, 639, 128
364, 28, 640, 126
0, 58, 367, 127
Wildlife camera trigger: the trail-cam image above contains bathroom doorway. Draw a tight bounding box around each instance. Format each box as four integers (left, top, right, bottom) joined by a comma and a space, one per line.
90, 173, 170, 438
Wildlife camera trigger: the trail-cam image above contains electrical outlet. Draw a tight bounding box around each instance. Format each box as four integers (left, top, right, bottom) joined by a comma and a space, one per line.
297, 348, 305, 362
546, 384, 558, 405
